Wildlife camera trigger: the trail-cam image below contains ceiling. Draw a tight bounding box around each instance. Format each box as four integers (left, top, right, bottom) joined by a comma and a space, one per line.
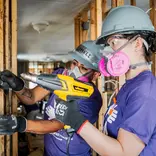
17, 0, 150, 62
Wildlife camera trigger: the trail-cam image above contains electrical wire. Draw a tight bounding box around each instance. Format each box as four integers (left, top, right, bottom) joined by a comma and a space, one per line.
104, 80, 118, 90
104, 80, 119, 106
66, 128, 75, 156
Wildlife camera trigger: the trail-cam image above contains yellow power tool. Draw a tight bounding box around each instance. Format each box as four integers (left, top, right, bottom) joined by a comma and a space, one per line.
21, 73, 94, 131
20, 73, 94, 101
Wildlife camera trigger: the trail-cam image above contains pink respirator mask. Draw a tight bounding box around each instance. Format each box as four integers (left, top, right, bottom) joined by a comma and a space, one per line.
98, 35, 142, 77
98, 50, 130, 77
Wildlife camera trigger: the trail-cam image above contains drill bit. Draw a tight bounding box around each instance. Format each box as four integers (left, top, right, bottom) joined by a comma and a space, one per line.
20, 73, 37, 83
20, 73, 63, 91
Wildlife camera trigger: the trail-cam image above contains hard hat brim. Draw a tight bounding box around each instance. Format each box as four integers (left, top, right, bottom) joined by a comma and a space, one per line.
69, 50, 98, 71
96, 29, 156, 45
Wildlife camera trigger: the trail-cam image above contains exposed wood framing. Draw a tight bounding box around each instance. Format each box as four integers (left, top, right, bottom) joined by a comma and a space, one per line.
79, 5, 90, 16
74, 10, 88, 47
95, 0, 102, 37
150, 0, 156, 76
81, 11, 88, 42
4, 0, 10, 115
117, 0, 124, 6
11, 0, 17, 79
4, 0, 10, 70
112, 0, 124, 7
79, 16, 83, 44
78, 4, 90, 44
111, 0, 117, 8
90, 0, 96, 40
150, 0, 154, 22
130, 0, 136, 6
4, 0, 11, 155
74, 17, 80, 47
102, 0, 108, 19
0, 0, 5, 155
0, 0, 4, 111
11, 0, 18, 155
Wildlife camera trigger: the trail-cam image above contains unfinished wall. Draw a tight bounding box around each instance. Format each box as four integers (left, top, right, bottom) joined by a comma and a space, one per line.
0, 0, 17, 155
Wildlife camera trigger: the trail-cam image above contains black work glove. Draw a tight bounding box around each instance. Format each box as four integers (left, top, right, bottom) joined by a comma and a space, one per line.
55, 99, 88, 132
0, 115, 27, 135
0, 70, 24, 91
0, 79, 10, 90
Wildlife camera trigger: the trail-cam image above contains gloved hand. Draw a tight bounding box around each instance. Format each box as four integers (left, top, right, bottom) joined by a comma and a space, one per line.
0, 115, 27, 135
0, 79, 10, 90
55, 98, 88, 133
0, 70, 24, 91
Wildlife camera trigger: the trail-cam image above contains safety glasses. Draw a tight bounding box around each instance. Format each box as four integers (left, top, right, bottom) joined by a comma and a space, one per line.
100, 34, 141, 57
104, 34, 139, 47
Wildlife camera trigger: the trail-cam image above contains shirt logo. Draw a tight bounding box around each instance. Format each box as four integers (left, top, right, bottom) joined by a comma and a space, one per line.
55, 103, 68, 117
103, 103, 118, 135
45, 105, 55, 120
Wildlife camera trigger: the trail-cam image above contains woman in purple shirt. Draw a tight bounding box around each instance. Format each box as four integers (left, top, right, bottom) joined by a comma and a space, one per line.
55, 6, 156, 156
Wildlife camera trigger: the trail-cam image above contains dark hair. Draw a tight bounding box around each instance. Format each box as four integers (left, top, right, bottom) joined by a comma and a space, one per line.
142, 44, 152, 62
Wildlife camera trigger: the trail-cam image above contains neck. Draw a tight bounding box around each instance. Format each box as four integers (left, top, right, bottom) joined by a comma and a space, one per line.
125, 65, 149, 80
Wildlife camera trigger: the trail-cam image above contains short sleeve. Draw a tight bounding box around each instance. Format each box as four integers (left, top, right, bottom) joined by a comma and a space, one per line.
51, 68, 64, 74
119, 91, 156, 145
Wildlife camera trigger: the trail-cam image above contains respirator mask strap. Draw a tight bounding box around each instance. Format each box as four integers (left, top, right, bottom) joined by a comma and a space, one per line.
80, 69, 94, 77
130, 62, 152, 69
77, 69, 94, 82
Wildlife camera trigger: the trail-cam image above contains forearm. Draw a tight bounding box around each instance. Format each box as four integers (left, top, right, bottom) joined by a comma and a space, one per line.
26, 119, 64, 134
15, 88, 36, 105
15, 86, 50, 105
79, 122, 124, 156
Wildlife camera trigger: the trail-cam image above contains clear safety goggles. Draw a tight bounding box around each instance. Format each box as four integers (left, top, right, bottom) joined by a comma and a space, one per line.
100, 34, 148, 58
106, 35, 129, 47
104, 34, 148, 52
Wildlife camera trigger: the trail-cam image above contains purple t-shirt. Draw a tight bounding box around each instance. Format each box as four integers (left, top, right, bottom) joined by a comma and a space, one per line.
44, 68, 102, 156
103, 70, 156, 156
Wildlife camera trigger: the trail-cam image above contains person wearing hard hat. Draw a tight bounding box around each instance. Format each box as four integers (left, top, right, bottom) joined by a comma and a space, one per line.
43, 41, 102, 156
54, 5, 156, 156
0, 40, 102, 156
